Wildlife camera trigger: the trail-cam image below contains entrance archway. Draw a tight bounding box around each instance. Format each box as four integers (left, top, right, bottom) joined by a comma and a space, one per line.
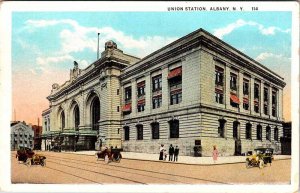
91, 96, 100, 130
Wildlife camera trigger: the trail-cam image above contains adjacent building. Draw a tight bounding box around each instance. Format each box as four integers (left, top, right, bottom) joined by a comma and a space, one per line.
42, 28, 286, 156
11, 121, 34, 150
32, 124, 42, 150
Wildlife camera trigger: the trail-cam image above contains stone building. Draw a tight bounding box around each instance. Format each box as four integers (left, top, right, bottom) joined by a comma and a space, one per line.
32, 125, 42, 150
11, 121, 34, 150
42, 28, 286, 156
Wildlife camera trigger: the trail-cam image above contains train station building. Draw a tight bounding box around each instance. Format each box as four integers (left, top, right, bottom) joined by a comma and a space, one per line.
42, 28, 286, 156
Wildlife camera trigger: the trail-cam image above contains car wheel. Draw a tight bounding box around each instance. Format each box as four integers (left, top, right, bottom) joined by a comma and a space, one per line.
245, 160, 250, 168
259, 160, 264, 169
26, 158, 32, 167
104, 155, 109, 164
41, 159, 46, 167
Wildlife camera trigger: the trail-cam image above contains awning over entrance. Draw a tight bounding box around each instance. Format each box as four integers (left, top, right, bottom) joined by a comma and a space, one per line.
122, 103, 132, 112
243, 97, 249, 104
230, 94, 240, 104
168, 67, 182, 79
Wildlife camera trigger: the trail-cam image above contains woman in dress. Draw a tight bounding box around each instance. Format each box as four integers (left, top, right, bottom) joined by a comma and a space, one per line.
159, 144, 164, 160
212, 145, 219, 163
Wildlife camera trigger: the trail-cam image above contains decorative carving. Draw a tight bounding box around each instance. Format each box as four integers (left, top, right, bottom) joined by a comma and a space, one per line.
52, 83, 60, 90
105, 40, 117, 50
101, 83, 107, 90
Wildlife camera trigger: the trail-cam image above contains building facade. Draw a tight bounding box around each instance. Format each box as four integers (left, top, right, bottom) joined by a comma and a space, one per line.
11, 121, 34, 150
42, 29, 286, 156
32, 125, 42, 150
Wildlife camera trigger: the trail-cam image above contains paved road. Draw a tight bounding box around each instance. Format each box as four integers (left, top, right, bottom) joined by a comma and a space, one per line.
11, 151, 291, 184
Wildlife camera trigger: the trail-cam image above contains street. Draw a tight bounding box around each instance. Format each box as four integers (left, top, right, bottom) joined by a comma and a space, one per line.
11, 151, 291, 184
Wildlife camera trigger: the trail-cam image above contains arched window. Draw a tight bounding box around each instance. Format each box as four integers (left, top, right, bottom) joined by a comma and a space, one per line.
233, 121, 239, 139
257, 125, 262, 140
124, 126, 130, 141
274, 127, 278, 141
61, 111, 65, 130
218, 119, 226, 138
136, 124, 143, 140
74, 105, 80, 130
169, 119, 179, 138
266, 126, 271, 141
151, 122, 160, 139
91, 97, 100, 130
246, 123, 252, 140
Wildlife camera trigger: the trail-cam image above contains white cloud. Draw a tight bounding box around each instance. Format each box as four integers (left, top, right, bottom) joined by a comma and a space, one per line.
255, 52, 290, 61
24, 19, 177, 58
36, 55, 74, 66
213, 19, 290, 39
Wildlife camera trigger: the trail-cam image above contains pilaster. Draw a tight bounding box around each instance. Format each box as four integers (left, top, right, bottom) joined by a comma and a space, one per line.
161, 65, 169, 111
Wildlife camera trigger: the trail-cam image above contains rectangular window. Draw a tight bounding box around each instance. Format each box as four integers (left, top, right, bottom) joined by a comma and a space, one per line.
264, 87, 269, 115
152, 75, 162, 91
266, 127, 271, 141
151, 122, 160, 139
169, 120, 179, 138
230, 73, 237, 91
137, 104, 145, 112
215, 92, 224, 104
245, 123, 252, 140
124, 126, 129, 141
243, 79, 249, 95
137, 81, 145, 97
274, 127, 278, 141
152, 96, 162, 109
136, 125, 143, 140
215, 66, 224, 86
257, 125, 262, 140
124, 86, 132, 103
169, 67, 182, 105
254, 83, 260, 99
243, 98, 249, 110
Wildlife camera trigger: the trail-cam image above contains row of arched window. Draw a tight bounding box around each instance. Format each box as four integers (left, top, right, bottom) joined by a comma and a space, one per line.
123, 119, 179, 141
218, 119, 279, 141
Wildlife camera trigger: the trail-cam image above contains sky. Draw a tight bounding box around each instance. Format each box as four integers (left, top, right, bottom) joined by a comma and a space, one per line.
12, 11, 292, 125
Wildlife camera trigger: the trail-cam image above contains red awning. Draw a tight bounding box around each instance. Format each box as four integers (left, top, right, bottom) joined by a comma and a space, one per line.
170, 88, 182, 95
122, 103, 131, 112
215, 88, 223, 94
168, 67, 182, 79
137, 99, 145, 105
243, 98, 249, 104
137, 81, 145, 87
254, 100, 259, 105
230, 94, 240, 104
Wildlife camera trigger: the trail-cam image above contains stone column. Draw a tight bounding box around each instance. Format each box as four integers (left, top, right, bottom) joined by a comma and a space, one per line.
260, 81, 264, 116
238, 71, 244, 113
250, 76, 255, 115
269, 87, 273, 118
145, 72, 151, 114
131, 79, 137, 117
161, 65, 169, 111
225, 64, 231, 109
278, 88, 283, 120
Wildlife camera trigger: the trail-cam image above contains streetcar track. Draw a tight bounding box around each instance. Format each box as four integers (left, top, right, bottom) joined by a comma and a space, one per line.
47, 157, 192, 184
47, 160, 147, 184
45, 165, 102, 184
46, 154, 231, 184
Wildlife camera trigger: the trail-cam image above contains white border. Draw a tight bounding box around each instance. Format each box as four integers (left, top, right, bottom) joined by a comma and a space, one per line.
0, 1, 299, 193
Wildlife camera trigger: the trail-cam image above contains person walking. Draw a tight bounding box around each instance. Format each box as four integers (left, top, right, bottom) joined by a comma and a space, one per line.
212, 145, 219, 163
159, 144, 164, 160
168, 144, 174, 161
174, 145, 179, 162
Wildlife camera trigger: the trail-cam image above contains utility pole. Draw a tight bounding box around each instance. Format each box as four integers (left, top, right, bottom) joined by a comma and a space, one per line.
97, 33, 100, 60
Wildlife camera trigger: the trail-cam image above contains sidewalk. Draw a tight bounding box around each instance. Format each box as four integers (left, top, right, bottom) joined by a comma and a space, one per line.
67, 151, 291, 165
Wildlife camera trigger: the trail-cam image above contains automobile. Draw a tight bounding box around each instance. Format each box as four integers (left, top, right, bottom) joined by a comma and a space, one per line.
16, 146, 46, 167
96, 147, 122, 163
245, 148, 274, 169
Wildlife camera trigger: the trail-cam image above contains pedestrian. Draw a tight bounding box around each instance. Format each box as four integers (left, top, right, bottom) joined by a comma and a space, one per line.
163, 149, 168, 161
168, 144, 174, 161
212, 145, 218, 163
159, 144, 164, 160
174, 145, 179, 162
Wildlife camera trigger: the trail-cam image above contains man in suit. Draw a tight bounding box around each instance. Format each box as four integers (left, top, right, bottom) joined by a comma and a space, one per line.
174, 146, 179, 162
168, 144, 174, 161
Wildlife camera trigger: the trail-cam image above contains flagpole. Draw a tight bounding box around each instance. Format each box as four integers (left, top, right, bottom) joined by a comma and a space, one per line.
97, 33, 100, 60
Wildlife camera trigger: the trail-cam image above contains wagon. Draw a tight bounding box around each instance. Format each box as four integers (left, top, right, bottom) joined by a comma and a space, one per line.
96, 147, 122, 163
16, 146, 46, 167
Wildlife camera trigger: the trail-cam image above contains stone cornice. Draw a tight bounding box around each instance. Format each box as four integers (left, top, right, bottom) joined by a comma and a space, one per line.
120, 28, 286, 88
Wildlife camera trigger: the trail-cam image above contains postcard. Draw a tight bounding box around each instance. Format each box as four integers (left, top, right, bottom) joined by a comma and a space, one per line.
0, 1, 299, 193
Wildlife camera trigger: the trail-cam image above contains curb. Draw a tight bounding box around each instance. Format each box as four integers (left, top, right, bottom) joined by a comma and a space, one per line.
55, 151, 291, 166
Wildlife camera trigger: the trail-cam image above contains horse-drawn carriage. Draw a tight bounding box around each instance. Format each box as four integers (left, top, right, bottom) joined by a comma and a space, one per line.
16, 146, 46, 167
96, 147, 122, 163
